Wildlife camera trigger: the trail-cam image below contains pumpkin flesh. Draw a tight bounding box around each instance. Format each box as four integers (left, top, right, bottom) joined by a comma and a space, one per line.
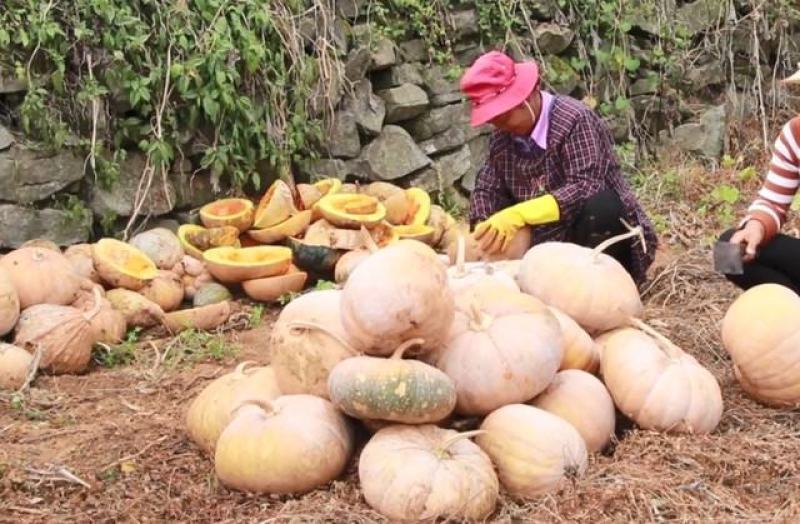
315, 193, 386, 229
200, 198, 255, 232
93, 238, 159, 291
203, 246, 292, 283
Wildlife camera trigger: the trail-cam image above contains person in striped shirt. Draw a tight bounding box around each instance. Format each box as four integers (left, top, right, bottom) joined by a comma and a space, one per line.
722, 66, 800, 291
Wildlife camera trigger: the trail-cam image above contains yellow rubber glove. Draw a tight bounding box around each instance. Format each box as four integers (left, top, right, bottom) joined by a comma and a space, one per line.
473, 194, 560, 254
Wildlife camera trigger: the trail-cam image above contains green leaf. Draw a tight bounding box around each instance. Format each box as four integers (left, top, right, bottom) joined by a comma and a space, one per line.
614, 96, 631, 112
624, 57, 641, 72
202, 94, 220, 121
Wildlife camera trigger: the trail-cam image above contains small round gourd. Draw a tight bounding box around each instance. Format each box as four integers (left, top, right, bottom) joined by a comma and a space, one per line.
328, 339, 457, 424
214, 395, 353, 494
186, 362, 281, 453
359, 425, 498, 521
517, 229, 644, 333
0, 343, 34, 390
429, 282, 562, 415
477, 404, 588, 498
531, 369, 615, 452
721, 284, 800, 406
598, 322, 722, 434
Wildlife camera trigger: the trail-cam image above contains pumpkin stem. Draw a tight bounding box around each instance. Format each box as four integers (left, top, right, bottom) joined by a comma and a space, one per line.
83, 287, 104, 321
360, 225, 380, 253
230, 398, 275, 418
591, 222, 645, 262
437, 429, 487, 457
390, 338, 425, 359
233, 361, 258, 376
467, 301, 492, 331
287, 321, 359, 356
628, 318, 685, 359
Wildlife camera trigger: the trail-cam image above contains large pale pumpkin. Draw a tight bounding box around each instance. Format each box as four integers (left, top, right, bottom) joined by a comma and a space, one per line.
64, 244, 101, 283
129, 228, 185, 270
549, 307, 601, 373
359, 425, 498, 521
0, 247, 81, 308
531, 370, 615, 452
0, 267, 20, 336
477, 404, 588, 498
186, 362, 282, 453
446, 235, 520, 294
13, 291, 101, 374
429, 282, 562, 415
517, 230, 644, 333
73, 285, 127, 345
598, 323, 722, 434
328, 339, 457, 424
341, 241, 454, 356
269, 290, 357, 399
0, 343, 34, 390
721, 283, 800, 406
214, 395, 353, 494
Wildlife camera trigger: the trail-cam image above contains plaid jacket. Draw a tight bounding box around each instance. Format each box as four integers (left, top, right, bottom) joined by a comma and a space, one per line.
469, 95, 657, 284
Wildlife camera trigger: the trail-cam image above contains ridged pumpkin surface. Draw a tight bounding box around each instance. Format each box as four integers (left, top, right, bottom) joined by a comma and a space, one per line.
328, 340, 457, 424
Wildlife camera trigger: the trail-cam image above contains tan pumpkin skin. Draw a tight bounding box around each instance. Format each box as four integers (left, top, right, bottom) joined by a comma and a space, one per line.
598, 328, 722, 434
0, 248, 81, 309
477, 404, 588, 498
269, 290, 357, 399
359, 425, 499, 521
430, 283, 562, 416
14, 303, 98, 374
106, 289, 166, 328
327, 347, 457, 424
64, 244, 101, 283
129, 228, 185, 270
139, 270, 185, 312
185, 363, 282, 454
214, 395, 353, 494
518, 242, 642, 333
0, 343, 33, 390
721, 284, 800, 406
548, 307, 601, 373
0, 267, 21, 336
73, 287, 127, 344
341, 241, 455, 356
333, 249, 371, 284
164, 301, 231, 333
532, 370, 615, 452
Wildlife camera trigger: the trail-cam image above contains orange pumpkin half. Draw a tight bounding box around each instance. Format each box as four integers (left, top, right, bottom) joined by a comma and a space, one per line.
203, 246, 293, 283
93, 238, 159, 291
199, 198, 255, 232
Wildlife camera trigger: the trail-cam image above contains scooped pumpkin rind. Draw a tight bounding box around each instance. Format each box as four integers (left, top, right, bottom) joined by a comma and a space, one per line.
405, 187, 432, 226
247, 210, 313, 245
316, 194, 386, 229
203, 246, 293, 283
199, 198, 255, 232
253, 180, 297, 229
178, 224, 241, 260
92, 239, 159, 291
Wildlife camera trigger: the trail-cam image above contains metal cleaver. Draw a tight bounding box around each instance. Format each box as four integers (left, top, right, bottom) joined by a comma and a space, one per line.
712, 241, 745, 275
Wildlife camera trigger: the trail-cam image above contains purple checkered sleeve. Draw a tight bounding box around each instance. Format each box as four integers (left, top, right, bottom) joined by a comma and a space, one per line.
469, 135, 513, 224
550, 116, 606, 221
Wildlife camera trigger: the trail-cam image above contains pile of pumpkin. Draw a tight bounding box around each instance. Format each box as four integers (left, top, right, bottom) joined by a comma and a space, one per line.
0, 228, 250, 388
184, 229, 735, 521
188, 177, 467, 289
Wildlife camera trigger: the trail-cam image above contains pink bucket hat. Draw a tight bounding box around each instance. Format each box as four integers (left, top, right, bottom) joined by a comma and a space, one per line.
460, 51, 540, 126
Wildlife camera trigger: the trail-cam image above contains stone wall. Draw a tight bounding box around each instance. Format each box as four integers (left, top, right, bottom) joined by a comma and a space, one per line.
0, 0, 798, 248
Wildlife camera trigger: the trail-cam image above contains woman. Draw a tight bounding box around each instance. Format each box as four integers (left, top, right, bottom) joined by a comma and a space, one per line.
460, 51, 657, 285
721, 65, 800, 292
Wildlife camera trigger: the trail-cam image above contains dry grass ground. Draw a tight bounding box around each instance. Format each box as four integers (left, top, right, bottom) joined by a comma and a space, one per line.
2, 142, 800, 523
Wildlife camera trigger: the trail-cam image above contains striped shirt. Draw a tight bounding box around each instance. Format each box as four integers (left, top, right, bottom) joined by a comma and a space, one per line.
745, 116, 800, 240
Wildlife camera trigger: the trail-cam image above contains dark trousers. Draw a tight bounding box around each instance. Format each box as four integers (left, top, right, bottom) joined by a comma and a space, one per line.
568, 189, 634, 275
719, 229, 800, 294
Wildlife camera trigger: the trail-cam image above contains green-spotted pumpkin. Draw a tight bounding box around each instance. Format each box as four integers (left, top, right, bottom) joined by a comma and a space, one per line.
327, 339, 456, 424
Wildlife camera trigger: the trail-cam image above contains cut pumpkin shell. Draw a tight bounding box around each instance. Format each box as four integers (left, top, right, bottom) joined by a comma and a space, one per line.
164, 301, 232, 333
93, 239, 159, 291
304, 220, 397, 251
362, 182, 410, 225
242, 267, 308, 302
314, 178, 342, 196
247, 210, 313, 245
315, 193, 386, 229
178, 224, 241, 259
199, 198, 255, 232
203, 246, 293, 284
297, 184, 323, 210
405, 187, 432, 226
253, 180, 297, 229
393, 224, 436, 245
